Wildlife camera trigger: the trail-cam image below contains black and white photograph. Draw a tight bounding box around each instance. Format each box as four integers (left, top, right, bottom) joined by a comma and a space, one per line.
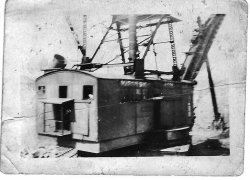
0, 0, 247, 175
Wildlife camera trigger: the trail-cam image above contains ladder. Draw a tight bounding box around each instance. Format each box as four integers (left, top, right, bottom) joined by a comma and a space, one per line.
167, 15, 180, 80
82, 15, 87, 61
167, 17, 177, 67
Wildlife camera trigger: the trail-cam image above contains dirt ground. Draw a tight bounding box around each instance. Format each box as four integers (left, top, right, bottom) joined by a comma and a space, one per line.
77, 129, 230, 157
2, 116, 229, 159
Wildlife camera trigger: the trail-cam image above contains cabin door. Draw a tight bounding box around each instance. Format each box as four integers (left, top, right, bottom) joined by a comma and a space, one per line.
53, 102, 74, 131
71, 102, 89, 136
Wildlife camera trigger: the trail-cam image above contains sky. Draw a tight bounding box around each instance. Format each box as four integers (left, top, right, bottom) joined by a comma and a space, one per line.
3, 0, 247, 129
4, 0, 220, 75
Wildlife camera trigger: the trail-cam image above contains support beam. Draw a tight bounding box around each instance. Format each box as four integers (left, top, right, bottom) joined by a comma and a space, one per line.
116, 22, 126, 64
90, 22, 113, 62
142, 15, 165, 60
61, 105, 64, 136
43, 103, 46, 132
205, 58, 219, 117
205, 58, 226, 130
110, 20, 181, 32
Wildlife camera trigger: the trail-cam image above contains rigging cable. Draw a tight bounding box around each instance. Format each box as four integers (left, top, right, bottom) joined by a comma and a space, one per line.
149, 20, 159, 71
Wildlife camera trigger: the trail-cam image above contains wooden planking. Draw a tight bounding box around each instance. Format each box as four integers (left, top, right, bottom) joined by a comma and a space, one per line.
98, 79, 137, 141
36, 101, 45, 133
76, 133, 145, 153
160, 100, 175, 129
98, 102, 136, 141
71, 102, 89, 137
99, 133, 145, 153
159, 98, 189, 129
76, 141, 100, 153
174, 100, 185, 127
70, 84, 81, 99
136, 101, 154, 133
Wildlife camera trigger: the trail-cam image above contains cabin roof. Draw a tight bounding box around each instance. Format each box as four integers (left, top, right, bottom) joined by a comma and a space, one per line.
36, 69, 194, 84
112, 14, 181, 25
36, 69, 136, 81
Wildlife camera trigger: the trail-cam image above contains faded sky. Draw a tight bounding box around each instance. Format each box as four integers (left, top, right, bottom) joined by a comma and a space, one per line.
3, 0, 247, 129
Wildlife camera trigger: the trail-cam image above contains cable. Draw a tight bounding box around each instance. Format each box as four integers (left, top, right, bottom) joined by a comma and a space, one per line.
105, 33, 119, 40
149, 20, 158, 71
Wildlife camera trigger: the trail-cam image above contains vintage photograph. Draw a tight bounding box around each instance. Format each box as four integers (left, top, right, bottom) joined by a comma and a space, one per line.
0, 0, 246, 175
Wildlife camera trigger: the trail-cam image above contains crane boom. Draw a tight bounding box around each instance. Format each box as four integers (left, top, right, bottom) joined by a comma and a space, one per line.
66, 16, 89, 63
180, 14, 226, 129
180, 14, 225, 81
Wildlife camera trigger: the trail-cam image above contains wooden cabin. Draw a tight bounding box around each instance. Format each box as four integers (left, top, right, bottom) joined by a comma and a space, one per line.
36, 69, 195, 153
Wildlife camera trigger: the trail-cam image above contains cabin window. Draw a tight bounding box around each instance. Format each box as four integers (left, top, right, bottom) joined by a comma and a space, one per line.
83, 85, 93, 99
59, 86, 67, 98
38, 86, 46, 98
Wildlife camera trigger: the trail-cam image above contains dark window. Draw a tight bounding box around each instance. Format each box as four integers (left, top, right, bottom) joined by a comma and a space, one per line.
38, 86, 46, 93
59, 86, 67, 98
38, 86, 46, 98
83, 85, 93, 99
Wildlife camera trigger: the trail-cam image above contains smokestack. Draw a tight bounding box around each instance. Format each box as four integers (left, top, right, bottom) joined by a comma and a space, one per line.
128, 15, 137, 62
128, 15, 144, 77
